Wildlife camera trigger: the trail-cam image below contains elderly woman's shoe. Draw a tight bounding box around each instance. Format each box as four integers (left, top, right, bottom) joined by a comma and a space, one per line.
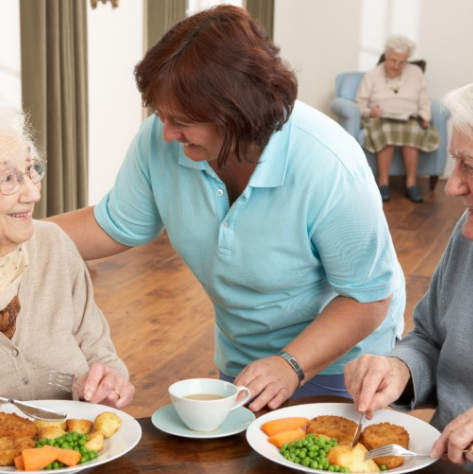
378, 185, 390, 202
406, 186, 423, 203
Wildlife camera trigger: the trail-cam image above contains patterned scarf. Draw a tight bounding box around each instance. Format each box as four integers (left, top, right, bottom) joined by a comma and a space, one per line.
0, 295, 21, 338
0, 245, 28, 339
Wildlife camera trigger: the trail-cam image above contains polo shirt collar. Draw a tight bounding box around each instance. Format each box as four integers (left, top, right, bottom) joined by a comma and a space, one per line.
177, 110, 293, 188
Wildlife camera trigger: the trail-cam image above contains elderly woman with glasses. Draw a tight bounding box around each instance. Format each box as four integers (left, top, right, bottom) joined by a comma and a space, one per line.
0, 103, 134, 408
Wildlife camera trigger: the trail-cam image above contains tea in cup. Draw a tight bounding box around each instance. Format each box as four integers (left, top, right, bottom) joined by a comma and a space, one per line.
169, 378, 251, 432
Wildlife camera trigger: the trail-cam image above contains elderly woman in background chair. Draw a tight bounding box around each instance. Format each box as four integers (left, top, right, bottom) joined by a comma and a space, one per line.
0, 103, 134, 408
356, 34, 440, 203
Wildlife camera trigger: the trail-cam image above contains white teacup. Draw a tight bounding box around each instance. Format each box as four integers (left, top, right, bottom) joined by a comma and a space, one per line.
169, 378, 251, 432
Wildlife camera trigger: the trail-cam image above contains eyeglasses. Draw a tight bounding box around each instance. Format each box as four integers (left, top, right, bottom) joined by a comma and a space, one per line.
0, 159, 47, 195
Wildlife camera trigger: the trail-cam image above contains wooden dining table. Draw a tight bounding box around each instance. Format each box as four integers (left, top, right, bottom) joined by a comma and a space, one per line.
87, 396, 467, 474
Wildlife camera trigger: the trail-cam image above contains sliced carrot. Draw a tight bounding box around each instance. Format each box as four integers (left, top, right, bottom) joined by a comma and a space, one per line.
53, 447, 82, 467
22, 445, 58, 471
267, 427, 306, 448
14, 454, 25, 470
261, 417, 309, 436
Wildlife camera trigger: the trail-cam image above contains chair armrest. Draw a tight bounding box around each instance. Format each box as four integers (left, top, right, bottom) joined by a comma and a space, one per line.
330, 97, 361, 138
430, 100, 449, 144
428, 100, 450, 175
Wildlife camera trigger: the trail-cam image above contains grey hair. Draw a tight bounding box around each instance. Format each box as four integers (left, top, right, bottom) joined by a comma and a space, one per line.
0, 100, 41, 159
442, 83, 473, 135
385, 34, 416, 58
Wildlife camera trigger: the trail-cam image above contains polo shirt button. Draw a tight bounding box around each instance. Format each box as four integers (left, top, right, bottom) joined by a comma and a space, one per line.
223, 221, 229, 227
11, 349, 19, 357
216, 189, 224, 196
22, 377, 29, 385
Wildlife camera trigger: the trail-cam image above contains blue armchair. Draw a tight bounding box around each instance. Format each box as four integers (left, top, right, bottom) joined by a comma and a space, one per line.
330, 72, 449, 191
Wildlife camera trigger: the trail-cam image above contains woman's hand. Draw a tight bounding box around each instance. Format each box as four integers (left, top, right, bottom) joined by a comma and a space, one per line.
233, 355, 300, 412
76, 362, 135, 409
419, 118, 430, 128
344, 354, 411, 417
369, 105, 383, 117
430, 407, 473, 464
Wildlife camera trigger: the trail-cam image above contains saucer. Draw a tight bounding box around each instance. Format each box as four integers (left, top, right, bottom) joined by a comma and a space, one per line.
151, 403, 256, 439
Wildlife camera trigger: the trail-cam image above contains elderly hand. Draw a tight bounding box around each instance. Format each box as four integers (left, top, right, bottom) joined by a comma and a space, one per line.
344, 354, 411, 416
370, 105, 383, 117
430, 407, 473, 465
76, 362, 135, 409
420, 118, 430, 128
233, 355, 300, 412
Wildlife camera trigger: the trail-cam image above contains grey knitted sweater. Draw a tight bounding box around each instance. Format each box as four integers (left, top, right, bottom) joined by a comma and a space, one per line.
390, 212, 473, 432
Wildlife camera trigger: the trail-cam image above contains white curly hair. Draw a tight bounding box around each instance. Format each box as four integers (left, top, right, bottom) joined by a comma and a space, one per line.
442, 83, 473, 136
385, 34, 416, 58
0, 99, 41, 159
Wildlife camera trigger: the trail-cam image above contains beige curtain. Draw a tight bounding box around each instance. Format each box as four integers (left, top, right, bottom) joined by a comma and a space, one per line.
246, 0, 274, 39
143, 0, 186, 118
20, 0, 88, 218
144, 0, 186, 51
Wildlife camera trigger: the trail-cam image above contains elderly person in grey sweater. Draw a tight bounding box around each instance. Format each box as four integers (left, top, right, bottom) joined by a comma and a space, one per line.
0, 103, 134, 408
345, 82, 473, 468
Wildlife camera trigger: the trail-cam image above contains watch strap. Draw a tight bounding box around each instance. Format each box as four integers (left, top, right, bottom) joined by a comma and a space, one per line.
278, 351, 305, 386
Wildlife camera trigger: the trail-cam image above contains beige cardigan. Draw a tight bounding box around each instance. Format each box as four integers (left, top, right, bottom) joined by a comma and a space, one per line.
356, 63, 432, 121
0, 221, 128, 401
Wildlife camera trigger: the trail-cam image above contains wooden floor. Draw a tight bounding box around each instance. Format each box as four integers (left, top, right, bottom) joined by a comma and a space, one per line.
87, 177, 464, 419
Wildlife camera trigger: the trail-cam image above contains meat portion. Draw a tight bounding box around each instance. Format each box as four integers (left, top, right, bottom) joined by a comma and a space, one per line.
360, 422, 410, 469
0, 436, 36, 466
0, 413, 37, 439
306, 415, 357, 445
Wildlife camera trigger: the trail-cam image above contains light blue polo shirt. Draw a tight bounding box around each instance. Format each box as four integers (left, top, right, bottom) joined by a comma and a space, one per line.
95, 100, 405, 376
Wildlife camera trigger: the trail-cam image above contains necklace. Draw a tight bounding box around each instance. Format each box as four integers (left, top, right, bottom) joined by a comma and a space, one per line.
385, 74, 402, 94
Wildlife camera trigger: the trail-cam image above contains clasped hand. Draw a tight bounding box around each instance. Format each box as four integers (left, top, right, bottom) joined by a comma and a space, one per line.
75, 362, 135, 408
234, 355, 300, 412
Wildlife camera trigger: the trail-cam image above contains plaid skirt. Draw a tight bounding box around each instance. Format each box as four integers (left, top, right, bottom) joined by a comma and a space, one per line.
362, 117, 441, 154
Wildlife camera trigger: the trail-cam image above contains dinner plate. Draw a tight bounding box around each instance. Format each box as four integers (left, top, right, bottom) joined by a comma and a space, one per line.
151, 403, 255, 439
246, 403, 441, 474
0, 399, 142, 474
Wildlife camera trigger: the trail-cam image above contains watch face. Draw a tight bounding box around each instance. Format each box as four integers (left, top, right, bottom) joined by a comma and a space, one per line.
278, 352, 304, 383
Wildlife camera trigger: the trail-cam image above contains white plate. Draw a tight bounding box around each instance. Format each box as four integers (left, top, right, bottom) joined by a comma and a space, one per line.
0, 399, 142, 474
246, 403, 441, 474
151, 403, 255, 439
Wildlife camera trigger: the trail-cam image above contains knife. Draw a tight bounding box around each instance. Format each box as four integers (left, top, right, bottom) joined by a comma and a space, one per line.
0, 396, 67, 421
351, 412, 365, 447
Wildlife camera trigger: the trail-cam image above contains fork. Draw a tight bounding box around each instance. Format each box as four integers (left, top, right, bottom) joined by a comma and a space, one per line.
48, 370, 84, 397
364, 444, 432, 461
363, 443, 473, 461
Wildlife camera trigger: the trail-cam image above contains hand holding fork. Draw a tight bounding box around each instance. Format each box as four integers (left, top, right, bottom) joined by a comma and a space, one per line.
48, 362, 135, 408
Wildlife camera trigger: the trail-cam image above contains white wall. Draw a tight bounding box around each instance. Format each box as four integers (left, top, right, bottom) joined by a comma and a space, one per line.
87, 0, 143, 205
274, 0, 473, 177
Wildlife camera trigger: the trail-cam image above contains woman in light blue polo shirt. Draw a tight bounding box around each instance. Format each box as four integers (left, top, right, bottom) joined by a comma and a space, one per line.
52, 5, 405, 413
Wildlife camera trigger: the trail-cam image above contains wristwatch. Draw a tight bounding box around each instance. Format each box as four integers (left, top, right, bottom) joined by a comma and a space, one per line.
278, 351, 305, 386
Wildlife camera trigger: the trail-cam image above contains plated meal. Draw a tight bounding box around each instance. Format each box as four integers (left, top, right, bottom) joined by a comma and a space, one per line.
246, 403, 441, 474
0, 400, 141, 474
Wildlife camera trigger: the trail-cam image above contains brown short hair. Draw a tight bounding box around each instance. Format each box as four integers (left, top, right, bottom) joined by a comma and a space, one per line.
134, 5, 298, 167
